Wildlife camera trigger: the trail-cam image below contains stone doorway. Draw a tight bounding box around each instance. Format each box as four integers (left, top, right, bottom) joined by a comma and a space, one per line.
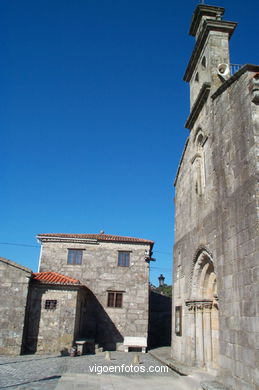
186, 249, 219, 371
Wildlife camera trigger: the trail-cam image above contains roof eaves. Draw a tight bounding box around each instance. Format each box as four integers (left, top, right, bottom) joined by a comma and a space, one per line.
37, 235, 99, 245
189, 5, 225, 37
37, 233, 154, 246
32, 272, 81, 286
185, 82, 211, 130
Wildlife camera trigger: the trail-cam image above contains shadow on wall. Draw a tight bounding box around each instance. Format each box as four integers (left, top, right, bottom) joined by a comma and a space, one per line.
21, 286, 123, 354
79, 290, 123, 351
148, 291, 172, 349
21, 287, 42, 354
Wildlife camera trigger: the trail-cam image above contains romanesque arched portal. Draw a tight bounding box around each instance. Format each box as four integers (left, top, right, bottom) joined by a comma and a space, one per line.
186, 248, 219, 370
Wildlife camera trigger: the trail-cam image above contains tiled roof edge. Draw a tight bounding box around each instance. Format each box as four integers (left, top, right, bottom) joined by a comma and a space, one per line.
37, 233, 154, 246
32, 271, 81, 286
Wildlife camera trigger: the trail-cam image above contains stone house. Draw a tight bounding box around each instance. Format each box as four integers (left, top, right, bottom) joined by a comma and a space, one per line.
172, 4, 258, 390
22, 271, 86, 354
35, 233, 154, 352
0, 257, 31, 355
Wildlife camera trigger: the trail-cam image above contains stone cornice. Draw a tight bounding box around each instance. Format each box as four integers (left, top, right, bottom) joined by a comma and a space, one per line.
37, 236, 99, 245
184, 19, 237, 83
189, 5, 225, 37
185, 82, 211, 130
30, 282, 82, 291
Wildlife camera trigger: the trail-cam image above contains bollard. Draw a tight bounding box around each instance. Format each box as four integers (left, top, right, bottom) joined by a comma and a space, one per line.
133, 353, 140, 365
105, 351, 111, 360
69, 346, 77, 357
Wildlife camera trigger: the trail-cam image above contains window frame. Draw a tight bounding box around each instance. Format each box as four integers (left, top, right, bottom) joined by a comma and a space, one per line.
107, 291, 123, 308
67, 249, 83, 265
44, 299, 57, 310
118, 251, 130, 267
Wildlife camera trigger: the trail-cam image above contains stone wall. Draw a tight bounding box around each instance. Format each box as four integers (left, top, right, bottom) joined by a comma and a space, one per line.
0, 257, 31, 355
172, 69, 259, 389
39, 239, 150, 350
148, 291, 172, 349
23, 284, 81, 354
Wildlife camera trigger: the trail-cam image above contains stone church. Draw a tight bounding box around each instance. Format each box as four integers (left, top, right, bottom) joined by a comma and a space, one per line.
172, 4, 258, 390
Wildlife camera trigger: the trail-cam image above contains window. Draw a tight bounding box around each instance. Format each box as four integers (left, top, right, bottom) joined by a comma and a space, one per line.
45, 300, 57, 310
192, 128, 206, 196
67, 249, 83, 265
118, 251, 130, 267
175, 306, 182, 336
202, 56, 207, 68
107, 292, 123, 308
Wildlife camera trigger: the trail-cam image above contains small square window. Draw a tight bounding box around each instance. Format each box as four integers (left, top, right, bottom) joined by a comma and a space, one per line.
45, 300, 57, 310
67, 249, 83, 265
118, 251, 130, 267
107, 292, 123, 308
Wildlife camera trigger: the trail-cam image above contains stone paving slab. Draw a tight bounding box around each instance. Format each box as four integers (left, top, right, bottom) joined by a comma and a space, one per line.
55, 373, 195, 390
0, 352, 181, 390
149, 347, 194, 375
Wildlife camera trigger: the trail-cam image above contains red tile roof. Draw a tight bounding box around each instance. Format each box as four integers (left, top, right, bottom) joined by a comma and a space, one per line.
32, 272, 81, 285
37, 233, 154, 245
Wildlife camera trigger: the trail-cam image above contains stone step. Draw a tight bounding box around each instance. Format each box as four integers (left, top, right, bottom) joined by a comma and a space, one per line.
201, 381, 228, 390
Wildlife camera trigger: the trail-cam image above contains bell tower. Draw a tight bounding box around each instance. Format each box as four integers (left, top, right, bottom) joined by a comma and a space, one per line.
184, 5, 237, 113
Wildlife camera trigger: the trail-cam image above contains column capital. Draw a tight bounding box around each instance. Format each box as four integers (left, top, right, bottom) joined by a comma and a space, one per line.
185, 300, 213, 311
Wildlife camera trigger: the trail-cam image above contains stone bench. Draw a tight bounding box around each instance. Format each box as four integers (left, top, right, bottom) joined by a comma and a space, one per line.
75, 338, 95, 355
123, 337, 147, 353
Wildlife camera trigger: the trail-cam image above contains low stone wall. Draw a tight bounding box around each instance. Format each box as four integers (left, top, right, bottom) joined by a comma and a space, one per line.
0, 257, 31, 355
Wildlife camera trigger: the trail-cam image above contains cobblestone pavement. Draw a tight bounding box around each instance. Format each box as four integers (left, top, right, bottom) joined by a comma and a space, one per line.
0, 352, 180, 390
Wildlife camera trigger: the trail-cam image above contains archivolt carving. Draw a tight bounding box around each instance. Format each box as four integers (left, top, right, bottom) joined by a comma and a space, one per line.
192, 246, 214, 264
189, 246, 214, 300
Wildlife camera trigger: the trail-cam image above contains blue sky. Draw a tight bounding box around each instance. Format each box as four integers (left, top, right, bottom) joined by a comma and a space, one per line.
1, 0, 258, 285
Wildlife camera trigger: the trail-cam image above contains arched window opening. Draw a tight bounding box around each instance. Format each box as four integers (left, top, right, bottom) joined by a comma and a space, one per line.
202, 56, 207, 69
192, 129, 206, 196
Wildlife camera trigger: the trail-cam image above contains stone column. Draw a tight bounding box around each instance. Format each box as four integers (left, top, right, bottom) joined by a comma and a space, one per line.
196, 304, 204, 366
185, 300, 213, 368
203, 302, 213, 367
185, 302, 197, 365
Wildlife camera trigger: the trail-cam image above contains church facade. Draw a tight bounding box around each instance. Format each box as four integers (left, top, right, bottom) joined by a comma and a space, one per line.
172, 4, 258, 390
